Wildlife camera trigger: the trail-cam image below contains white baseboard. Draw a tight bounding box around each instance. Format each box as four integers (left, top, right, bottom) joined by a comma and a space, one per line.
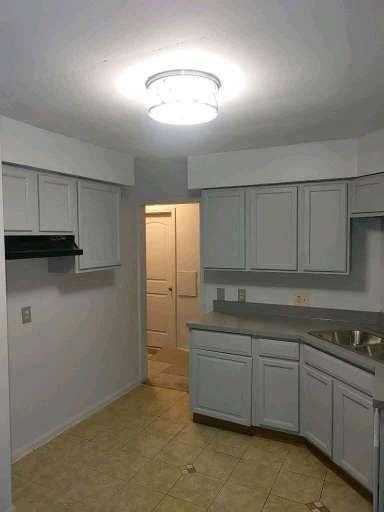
12, 378, 141, 462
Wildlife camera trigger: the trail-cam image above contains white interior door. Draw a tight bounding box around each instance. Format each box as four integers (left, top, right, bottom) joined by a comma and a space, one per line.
146, 210, 176, 348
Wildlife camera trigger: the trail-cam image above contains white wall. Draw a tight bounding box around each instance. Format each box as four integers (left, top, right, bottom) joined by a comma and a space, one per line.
188, 138, 357, 189
357, 128, 384, 176
0, 153, 12, 511
136, 157, 384, 315
135, 158, 200, 204
204, 218, 384, 313
1, 116, 134, 186
6, 188, 141, 459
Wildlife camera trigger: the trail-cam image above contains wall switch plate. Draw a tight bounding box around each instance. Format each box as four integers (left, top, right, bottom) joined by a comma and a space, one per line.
217, 288, 225, 301
294, 294, 310, 306
21, 306, 32, 324
238, 288, 246, 303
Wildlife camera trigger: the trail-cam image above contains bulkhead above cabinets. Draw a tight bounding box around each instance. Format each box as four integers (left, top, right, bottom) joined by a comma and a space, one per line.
2, 164, 121, 272
202, 181, 350, 274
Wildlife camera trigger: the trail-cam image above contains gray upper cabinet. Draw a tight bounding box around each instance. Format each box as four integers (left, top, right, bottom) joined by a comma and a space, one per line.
190, 348, 252, 425
333, 381, 373, 490
246, 186, 297, 271
3, 165, 38, 233
201, 180, 350, 274
301, 182, 349, 273
78, 180, 121, 270
202, 189, 245, 269
38, 174, 76, 232
351, 173, 384, 217
254, 356, 299, 432
301, 364, 333, 457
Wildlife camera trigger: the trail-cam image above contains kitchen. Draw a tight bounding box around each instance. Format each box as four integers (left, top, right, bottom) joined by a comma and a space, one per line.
0, 2, 384, 512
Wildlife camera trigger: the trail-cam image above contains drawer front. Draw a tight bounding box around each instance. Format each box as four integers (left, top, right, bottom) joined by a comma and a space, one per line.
190, 329, 252, 356
254, 338, 300, 360
303, 345, 373, 396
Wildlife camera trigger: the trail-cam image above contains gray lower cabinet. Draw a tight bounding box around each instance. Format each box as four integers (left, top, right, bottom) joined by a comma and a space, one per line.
301, 364, 333, 457
201, 188, 245, 269
246, 186, 297, 271
254, 356, 299, 432
333, 381, 373, 490
351, 173, 384, 217
190, 348, 252, 425
301, 182, 349, 273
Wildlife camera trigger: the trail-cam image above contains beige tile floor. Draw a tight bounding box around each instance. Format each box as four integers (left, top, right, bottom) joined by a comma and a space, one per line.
147, 348, 189, 392
12, 385, 372, 512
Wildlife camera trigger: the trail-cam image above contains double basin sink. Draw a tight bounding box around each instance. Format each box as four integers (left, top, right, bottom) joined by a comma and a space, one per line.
308, 329, 384, 361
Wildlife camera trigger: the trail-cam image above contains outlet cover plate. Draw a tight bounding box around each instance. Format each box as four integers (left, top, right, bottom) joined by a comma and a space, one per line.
217, 288, 225, 301
238, 289, 246, 303
294, 294, 310, 306
21, 306, 32, 324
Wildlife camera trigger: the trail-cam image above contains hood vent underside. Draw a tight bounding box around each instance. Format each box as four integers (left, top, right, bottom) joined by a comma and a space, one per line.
5, 235, 83, 260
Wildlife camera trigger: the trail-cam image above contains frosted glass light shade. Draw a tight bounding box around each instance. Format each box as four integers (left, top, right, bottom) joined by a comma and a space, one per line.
145, 70, 221, 125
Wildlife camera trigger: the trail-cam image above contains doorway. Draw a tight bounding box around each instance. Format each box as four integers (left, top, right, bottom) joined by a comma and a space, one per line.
144, 203, 200, 391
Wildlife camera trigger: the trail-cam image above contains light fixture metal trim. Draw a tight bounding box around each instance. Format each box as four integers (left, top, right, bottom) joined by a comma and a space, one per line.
145, 69, 221, 89
145, 69, 222, 125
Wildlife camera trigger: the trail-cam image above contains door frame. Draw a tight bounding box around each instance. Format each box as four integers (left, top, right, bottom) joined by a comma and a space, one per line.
137, 200, 202, 383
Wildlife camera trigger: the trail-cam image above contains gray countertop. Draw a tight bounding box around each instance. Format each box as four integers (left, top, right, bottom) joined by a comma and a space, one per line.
187, 309, 384, 406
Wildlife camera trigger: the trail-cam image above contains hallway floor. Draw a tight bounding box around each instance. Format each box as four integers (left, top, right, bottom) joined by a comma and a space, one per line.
147, 347, 189, 392
12, 385, 371, 512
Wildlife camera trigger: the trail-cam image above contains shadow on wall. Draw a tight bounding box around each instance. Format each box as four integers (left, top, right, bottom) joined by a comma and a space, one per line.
205, 217, 381, 296
5, 258, 116, 296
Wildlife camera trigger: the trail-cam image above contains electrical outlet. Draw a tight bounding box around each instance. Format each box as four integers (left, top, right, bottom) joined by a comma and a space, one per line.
21, 306, 32, 324
217, 288, 225, 301
294, 294, 310, 306
238, 288, 246, 303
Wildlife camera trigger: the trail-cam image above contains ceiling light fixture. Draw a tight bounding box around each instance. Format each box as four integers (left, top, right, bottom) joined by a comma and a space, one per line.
145, 69, 221, 125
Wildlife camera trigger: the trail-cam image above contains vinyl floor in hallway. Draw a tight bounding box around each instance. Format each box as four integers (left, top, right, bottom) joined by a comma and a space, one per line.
147, 347, 189, 392
12, 385, 372, 511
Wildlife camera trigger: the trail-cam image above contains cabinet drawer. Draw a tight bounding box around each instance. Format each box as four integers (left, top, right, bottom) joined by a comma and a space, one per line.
303, 345, 373, 396
254, 338, 299, 360
190, 330, 252, 356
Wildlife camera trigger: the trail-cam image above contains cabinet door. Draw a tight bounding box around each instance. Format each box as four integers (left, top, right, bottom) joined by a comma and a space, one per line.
301, 182, 349, 273
333, 381, 373, 490
190, 349, 252, 425
78, 180, 120, 270
247, 186, 297, 270
254, 357, 299, 432
202, 189, 245, 269
38, 174, 75, 232
301, 364, 333, 456
2, 165, 38, 232
351, 173, 384, 216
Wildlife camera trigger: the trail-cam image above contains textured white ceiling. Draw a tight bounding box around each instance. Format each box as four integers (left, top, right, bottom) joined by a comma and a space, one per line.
0, 0, 383, 158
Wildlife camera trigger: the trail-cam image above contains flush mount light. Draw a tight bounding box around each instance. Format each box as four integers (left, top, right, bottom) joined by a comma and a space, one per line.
145, 69, 221, 125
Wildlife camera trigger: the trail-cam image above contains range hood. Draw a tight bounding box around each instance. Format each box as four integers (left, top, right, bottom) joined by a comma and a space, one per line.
5, 235, 83, 260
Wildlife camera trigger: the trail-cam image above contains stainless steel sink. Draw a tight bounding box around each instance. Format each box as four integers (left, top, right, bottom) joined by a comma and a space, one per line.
355, 343, 384, 360
308, 329, 384, 348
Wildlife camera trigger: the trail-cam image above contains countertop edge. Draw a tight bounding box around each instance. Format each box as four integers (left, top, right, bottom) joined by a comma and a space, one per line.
186, 315, 384, 409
